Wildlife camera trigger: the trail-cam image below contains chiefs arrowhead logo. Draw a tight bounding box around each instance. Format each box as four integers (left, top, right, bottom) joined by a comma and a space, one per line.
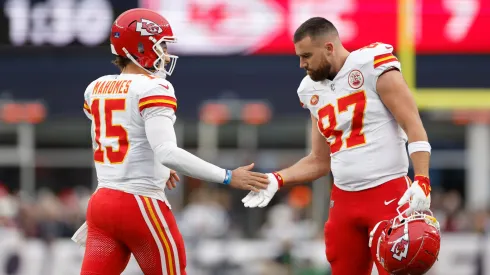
348, 70, 364, 89
310, 95, 319, 105
136, 19, 163, 36
391, 236, 409, 261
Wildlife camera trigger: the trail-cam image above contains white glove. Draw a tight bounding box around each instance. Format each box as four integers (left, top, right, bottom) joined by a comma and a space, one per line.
242, 173, 279, 208
398, 176, 431, 215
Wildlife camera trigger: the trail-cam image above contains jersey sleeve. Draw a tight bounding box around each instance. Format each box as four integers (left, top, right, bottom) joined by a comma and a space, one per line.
83, 100, 91, 119
370, 43, 401, 78
297, 75, 313, 110
138, 79, 177, 123
82, 83, 94, 120
361, 43, 402, 93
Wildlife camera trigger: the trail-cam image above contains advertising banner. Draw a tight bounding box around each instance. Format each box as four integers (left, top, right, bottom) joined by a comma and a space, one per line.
141, 0, 490, 54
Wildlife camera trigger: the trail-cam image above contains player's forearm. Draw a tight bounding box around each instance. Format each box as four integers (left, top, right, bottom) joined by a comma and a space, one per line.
278, 153, 330, 185
154, 143, 227, 183
145, 115, 227, 184
410, 152, 430, 177
406, 125, 430, 177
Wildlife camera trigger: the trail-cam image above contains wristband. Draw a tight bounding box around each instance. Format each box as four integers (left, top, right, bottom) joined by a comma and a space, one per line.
408, 141, 431, 155
223, 170, 232, 185
272, 172, 284, 188
414, 175, 431, 197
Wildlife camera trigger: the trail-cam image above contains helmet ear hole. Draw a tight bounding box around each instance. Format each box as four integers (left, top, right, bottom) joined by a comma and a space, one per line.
138, 42, 145, 54
387, 228, 393, 235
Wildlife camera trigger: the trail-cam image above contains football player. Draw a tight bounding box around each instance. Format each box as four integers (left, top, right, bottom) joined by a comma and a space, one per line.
242, 17, 438, 275
74, 8, 269, 275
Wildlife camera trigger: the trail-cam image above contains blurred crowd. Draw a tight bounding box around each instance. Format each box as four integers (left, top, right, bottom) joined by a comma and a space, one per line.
0, 177, 489, 275
1, 182, 488, 238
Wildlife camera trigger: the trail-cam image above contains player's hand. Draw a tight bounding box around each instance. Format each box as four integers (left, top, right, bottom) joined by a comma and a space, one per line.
229, 163, 269, 192
166, 170, 180, 190
398, 175, 431, 215
242, 173, 279, 208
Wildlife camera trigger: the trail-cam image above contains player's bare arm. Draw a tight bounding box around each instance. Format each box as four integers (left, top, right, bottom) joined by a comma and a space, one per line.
276, 114, 331, 185
242, 114, 330, 208
377, 69, 432, 213
376, 70, 429, 177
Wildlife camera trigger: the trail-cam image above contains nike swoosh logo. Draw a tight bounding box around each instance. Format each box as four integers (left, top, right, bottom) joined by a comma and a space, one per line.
159, 84, 169, 90
384, 198, 396, 205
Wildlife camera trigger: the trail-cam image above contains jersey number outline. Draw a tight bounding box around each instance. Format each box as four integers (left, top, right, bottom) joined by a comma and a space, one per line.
91, 98, 129, 164
317, 90, 367, 154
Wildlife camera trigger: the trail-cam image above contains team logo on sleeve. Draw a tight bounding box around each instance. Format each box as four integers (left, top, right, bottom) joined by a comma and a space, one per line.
136, 19, 163, 36
310, 95, 319, 105
348, 70, 364, 89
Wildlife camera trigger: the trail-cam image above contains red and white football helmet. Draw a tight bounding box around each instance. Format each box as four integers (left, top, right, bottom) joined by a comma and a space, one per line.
369, 207, 441, 275
110, 8, 178, 77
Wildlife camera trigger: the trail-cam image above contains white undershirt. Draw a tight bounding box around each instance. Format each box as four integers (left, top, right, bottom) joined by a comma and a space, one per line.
144, 115, 227, 183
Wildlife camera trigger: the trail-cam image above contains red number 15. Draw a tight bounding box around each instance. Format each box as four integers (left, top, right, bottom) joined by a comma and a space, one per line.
317, 91, 367, 154
91, 99, 129, 164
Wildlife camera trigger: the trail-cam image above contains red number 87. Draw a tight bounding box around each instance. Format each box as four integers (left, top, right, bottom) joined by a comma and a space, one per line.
317, 90, 367, 154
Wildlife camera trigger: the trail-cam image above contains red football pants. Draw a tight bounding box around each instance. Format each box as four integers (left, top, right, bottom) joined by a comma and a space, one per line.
81, 188, 186, 275
324, 176, 411, 275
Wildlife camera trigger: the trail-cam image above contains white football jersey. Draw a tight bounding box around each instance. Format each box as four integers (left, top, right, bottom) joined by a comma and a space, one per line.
298, 42, 409, 191
83, 73, 177, 202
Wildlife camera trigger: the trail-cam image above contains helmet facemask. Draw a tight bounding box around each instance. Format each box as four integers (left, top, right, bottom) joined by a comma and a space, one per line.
122, 36, 178, 79
392, 206, 441, 233
151, 36, 178, 77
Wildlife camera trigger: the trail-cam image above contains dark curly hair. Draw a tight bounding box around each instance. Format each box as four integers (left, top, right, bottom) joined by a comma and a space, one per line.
112, 56, 132, 71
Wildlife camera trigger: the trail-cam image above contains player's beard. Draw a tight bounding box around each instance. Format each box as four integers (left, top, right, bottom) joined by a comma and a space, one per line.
307, 57, 332, 82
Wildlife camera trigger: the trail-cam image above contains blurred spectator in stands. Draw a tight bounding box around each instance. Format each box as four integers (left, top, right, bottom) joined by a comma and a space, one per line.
178, 187, 231, 240
0, 183, 17, 228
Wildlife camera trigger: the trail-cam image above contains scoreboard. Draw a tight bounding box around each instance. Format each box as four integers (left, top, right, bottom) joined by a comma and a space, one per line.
2, 0, 489, 54
1, 0, 489, 110
0, 0, 137, 47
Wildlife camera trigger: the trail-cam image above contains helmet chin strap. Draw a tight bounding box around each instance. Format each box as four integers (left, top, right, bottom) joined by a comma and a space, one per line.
153, 70, 168, 79
403, 221, 410, 240
121, 47, 174, 79
116, 34, 178, 79
369, 220, 384, 248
